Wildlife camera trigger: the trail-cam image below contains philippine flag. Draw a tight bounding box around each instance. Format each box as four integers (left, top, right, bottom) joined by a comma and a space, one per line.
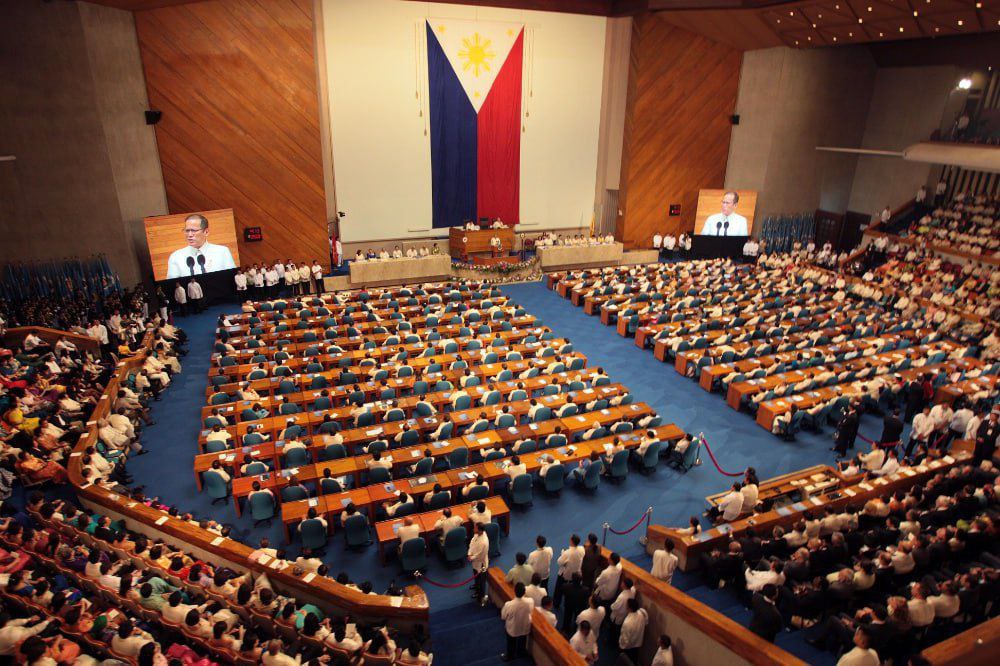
426, 19, 524, 229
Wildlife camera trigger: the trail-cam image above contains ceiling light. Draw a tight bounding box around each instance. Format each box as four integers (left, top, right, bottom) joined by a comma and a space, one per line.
935, 27, 940, 31
807, 36, 812, 40
795, 40, 800, 45
818, 14, 823, 18
835, 4, 840, 9
859, 18, 864, 23
958, 78, 973, 90
813, 23, 817, 27
899, 26, 904, 32
789, 10, 794, 15
879, 31, 884, 36
867, 6, 873, 11
976, 2, 982, 7
913, 10, 918, 16
777, 18, 781, 23
849, 31, 854, 36
958, 19, 964, 26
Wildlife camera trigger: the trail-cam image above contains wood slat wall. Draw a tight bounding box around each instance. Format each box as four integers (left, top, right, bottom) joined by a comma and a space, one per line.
134, 0, 328, 270
616, 15, 742, 249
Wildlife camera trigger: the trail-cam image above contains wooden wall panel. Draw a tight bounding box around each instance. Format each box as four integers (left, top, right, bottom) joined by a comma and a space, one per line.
135, 0, 328, 270
616, 15, 742, 248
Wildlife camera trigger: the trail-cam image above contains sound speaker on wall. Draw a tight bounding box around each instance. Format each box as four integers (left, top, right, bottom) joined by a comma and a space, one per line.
145, 110, 162, 125
730, 114, 740, 125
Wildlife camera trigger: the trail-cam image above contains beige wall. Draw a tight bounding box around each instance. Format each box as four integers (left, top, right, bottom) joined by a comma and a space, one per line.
847, 66, 962, 216
726, 46, 875, 220
0, 0, 166, 286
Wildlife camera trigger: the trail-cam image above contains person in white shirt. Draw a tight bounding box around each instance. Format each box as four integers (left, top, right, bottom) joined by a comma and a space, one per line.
526, 535, 553, 590
555, 535, 584, 607
537, 596, 558, 628
651, 635, 674, 666
873, 449, 901, 477
0, 616, 52, 656
618, 598, 648, 661
744, 560, 785, 592
569, 620, 599, 664
311, 261, 323, 293
433, 508, 464, 546
172, 283, 188, 316
593, 553, 622, 602
468, 522, 490, 603
500, 583, 534, 660
703, 191, 748, 236
396, 517, 421, 550
234, 270, 247, 293
165, 214, 236, 278
187, 279, 204, 313
653, 233, 663, 249
836, 626, 880, 666
709, 482, 745, 522
651, 541, 678, 584
262, 639, 302, 666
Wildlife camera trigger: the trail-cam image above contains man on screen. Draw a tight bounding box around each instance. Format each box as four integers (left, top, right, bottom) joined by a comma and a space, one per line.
165, 214, 236, 278
703, 191, 748, 236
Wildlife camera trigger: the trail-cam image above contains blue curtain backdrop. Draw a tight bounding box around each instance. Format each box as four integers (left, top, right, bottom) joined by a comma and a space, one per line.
426, 22, 478, 229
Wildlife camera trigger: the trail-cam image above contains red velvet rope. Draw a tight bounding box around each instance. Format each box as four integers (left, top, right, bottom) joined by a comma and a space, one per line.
699, 435, 743, 477
607, 510, 649, 535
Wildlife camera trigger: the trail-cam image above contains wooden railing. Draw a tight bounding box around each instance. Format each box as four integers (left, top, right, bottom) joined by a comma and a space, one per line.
64, 330, 429, 628
595, 546, 805, 666
921, 615, 1000, 666
2, 325, 100, 355
486, 568, 586, 666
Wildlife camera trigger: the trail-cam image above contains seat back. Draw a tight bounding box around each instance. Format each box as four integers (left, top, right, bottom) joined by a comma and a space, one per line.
543, 464, 565, 492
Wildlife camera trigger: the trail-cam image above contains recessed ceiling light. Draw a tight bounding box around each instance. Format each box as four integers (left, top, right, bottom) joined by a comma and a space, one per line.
795, 40, 799, 45
789, 10, 794, 15
835, 4, 840, 9
958, 19, 964, 26
859, 18, 864, 23
976, 2, 982, 7
777, 18, 781, 23
849, 31, 853, 36
879, 31, 884, 36
812, 23, 817, 27
913, 10, 918, 16
818, 14, 823, 19
935, 27, 940, 31
833, 36, 838, 41
867, 6, 873, 11
899, 26, 904, 32
959, 78, 973, 90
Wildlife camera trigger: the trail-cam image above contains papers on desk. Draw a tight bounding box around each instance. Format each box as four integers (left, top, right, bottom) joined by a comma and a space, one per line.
155, 516, 169, 526
70, 452, 82, 458
211, 537, 225, 546
858, 483, 874, 491
843, 488, 857, 497
390, 597, 404, 607
809, 497, 823, 506
432, 442, 447, 449
341, 498, 353, 507
268, 559, 283, 570
717, 524, 733, 534
478, 437, 491, 444
384, 483, 395, 492
943, 455, 956, 464
308, 498, 319, 507
365, 428, 383, 436
410, 450, 421, 458
600, 409, 611, 415
392, 523, 401, 534
529, 424, 538, 430
424, 417, 436, 423
458, 472, 475, 480
789, 479, 804, 486
583, 389, 594, 394
901, 468, 916, 477
303, 572, 317, 583
776, 506, 793, 516
576, 416, 587, 422
790, 502, 808, 512
810, 473, 826, 482
603, 443, 613, 452
792, 395, 804, 402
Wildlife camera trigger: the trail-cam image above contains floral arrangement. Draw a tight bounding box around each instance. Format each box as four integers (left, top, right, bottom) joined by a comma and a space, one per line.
452, 255, 539, 276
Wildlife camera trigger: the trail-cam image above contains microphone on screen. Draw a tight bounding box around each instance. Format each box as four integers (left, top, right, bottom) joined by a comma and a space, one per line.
197, 254, 207, 274
724, 220, 730, 236
186, 256, 195, 276
716, 221, 723, 236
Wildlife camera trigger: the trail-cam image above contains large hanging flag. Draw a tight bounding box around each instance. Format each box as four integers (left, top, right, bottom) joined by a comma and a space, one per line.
425, 19, 524, 229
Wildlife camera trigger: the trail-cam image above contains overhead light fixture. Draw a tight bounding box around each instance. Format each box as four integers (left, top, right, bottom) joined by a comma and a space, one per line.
913, 10, 918, 16
976, 2, 982, 7
849, 31, 854, 36
879, 31, 884, 36
958, 19, 964, 26
867, 6, 872, 11
833, 36, 838, 41
958, 78, 973, 90
812, 23, 817, 27
859, 18, 864, 23
899, 26, 904, 32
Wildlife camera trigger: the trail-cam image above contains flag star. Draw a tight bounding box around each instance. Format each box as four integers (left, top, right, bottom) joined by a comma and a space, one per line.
507, 28, 515, 36
474, 91, 481, 98
437, 25, 446, 33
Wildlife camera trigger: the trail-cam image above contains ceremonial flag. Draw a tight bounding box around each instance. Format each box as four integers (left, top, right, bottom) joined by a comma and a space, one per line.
426, 19, 523, 229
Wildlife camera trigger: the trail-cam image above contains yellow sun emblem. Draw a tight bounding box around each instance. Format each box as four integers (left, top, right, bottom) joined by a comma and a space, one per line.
457, 32, 495, 78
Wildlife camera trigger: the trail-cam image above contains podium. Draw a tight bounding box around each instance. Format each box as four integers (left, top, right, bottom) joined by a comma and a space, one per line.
449, 226, 515, 261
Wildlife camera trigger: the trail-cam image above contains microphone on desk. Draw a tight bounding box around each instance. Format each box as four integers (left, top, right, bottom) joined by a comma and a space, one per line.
724, 220, 730, 237
197, 254, 207, 274
716, 221, 723, 236
186, 256, 196, 276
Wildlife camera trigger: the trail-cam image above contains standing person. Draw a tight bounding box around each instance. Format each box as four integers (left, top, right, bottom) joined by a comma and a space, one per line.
618, 597, 648, 663
251, 265, 265, 301
499, 583, 533, 661
880, 409, 904, 448
468, 522, 490, 605
264, 263, 279, 300
297, 261, 311, 295
274, 259, 285, 295
974, 410, 999, 465
834, 404, 859, 458
554, 534, 584, 609
749, 584, 782, 643
187, 279, 204, 313
934, 178, 947, 207
527, 535, 554, 593
284, 261, 298, 296
155, 285, 169, 321
234, 269, 247, 297
311, 260, 323, 295
173, 282, 187, 317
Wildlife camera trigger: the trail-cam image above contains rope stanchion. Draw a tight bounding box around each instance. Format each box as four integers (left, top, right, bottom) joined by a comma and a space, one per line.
414, 571, 478, 588
698, 433, 743, 477
857, 433, 900, 448
607, 507, 652, 535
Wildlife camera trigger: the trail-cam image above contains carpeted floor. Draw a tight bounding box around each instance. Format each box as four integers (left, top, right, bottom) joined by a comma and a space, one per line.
126, 278, 904, 665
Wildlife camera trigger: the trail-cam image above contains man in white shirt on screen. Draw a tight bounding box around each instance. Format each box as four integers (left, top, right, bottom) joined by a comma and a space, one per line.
165, 214, 236, 278
703, 191, 748, 236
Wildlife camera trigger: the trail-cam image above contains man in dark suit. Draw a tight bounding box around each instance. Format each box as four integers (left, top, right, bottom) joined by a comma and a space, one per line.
560, 572, 590, 634
880, 409, 904, 447
749, 584, 783, 642
834, 406, 860, 457
974, 411, 999, 464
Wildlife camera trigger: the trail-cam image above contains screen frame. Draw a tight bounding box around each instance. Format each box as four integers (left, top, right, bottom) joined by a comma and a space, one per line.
143, 208, 241, 282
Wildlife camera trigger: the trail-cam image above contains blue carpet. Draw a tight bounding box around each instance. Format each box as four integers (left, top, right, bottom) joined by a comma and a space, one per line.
126, 281, 887, 664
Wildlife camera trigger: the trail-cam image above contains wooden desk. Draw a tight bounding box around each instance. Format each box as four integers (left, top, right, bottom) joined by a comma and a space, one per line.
375, 496, 510, 564
449, 227, 515, 259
